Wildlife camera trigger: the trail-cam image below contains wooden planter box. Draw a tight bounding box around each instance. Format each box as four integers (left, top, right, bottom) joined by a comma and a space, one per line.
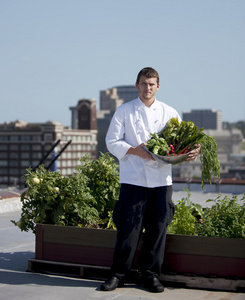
34, 223, 245, 280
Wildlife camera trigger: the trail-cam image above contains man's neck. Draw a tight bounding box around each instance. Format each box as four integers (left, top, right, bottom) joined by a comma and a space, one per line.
139, 97, 155, 107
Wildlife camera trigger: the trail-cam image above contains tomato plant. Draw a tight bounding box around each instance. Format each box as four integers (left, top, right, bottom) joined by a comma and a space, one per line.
76, 152, 120, 224
11, 152, 120, 233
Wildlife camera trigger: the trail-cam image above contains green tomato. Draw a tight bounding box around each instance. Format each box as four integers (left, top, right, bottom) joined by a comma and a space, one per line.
54, 187, 59, 192
32, 177, 40, 185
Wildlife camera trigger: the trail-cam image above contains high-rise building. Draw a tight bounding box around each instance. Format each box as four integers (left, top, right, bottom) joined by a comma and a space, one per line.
100, 85, 138, 111
182, 109, 222, 130
0, 120, 97, 188
97, 86, 138, 155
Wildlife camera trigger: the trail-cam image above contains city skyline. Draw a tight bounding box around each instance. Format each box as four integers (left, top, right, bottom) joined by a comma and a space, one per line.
1, 0, 244, 126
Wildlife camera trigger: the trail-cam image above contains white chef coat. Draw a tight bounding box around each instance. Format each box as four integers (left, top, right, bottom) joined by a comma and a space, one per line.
105, 97, 181, 188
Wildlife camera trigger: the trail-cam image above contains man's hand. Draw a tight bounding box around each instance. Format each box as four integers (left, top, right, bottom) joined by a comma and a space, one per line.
127, 143, 155, 160
185, 144, 201, 161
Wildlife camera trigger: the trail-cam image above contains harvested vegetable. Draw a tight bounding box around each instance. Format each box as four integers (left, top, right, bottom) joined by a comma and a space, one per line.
146, 118, 220, 189
146, 133, 170, 155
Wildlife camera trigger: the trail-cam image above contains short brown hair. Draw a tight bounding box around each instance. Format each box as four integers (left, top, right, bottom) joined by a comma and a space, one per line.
136, 67, 160, 84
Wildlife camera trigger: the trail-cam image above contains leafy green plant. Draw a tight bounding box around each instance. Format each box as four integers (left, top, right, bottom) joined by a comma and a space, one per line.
167, 190, 245, 239
146, 133, 170, 155
195, 194, 245, 239
167, 189, 202, 236
11, 152, 120, 233
199, 135, 220, 189
76, 152, 120, 223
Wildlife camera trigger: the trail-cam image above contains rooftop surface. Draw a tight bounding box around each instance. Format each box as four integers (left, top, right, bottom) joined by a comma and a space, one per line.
1, 210, 244, 299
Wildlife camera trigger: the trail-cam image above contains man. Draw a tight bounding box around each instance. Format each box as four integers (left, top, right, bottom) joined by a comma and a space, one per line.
101, 67, 200, 293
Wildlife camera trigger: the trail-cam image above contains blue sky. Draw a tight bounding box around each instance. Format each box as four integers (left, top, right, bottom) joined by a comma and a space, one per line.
1, 0, 244, 126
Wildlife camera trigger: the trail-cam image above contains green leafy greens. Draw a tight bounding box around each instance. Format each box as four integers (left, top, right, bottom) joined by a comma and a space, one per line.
146, 118, 220, 189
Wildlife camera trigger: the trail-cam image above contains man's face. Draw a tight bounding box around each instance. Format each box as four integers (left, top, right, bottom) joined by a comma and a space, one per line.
136, 76, 160, 105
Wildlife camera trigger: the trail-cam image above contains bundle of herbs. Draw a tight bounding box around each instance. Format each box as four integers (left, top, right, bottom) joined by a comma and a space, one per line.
146, 118, 220, 188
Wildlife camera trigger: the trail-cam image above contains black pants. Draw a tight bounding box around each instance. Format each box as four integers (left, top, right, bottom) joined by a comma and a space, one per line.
111, 184, 174, 279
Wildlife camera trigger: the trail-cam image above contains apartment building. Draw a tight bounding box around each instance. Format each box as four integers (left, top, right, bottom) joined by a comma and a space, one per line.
0, 119, 97, 188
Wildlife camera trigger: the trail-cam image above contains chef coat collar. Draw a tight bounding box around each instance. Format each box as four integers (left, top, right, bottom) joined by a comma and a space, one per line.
135, 97, 158, 110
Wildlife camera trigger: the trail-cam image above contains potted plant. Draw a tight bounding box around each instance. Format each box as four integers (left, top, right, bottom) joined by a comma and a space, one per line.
12, 153, 120, 232
12, 154, 245, 287
165, 191, 245, 279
